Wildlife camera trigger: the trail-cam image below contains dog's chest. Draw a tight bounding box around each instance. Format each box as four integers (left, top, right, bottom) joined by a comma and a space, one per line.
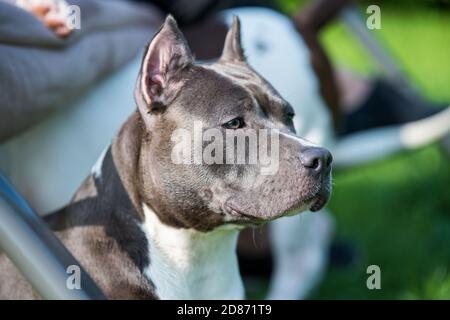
140, 204, 244, 300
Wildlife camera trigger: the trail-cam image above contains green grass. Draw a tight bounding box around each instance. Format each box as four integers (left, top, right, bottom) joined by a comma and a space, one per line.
314, 146, 450, 299
275, 1, 450, 299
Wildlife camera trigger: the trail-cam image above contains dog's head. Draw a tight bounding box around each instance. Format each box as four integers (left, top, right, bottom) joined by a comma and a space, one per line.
134, 16, 332, 231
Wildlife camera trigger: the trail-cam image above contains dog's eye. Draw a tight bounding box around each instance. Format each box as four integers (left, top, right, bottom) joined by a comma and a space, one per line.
287, 111, 295, 119
222, 117, 245, 129
285, 105, 295, 120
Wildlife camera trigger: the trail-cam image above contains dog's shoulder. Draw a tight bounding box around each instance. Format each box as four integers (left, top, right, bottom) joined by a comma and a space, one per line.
56, 213, 154, 299
0, 251, 40, 299
44, 194, 156, 299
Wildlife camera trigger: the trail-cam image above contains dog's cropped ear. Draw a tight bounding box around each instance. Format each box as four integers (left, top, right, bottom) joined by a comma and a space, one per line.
138, 15, 193, 115
220, 16, 245, 63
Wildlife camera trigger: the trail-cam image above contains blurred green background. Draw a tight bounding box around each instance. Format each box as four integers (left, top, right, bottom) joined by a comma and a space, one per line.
274, 0, 450, 299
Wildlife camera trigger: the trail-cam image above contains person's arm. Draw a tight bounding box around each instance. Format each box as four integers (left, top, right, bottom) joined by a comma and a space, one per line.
293, 0, 353, 34
290, 0, 354, 127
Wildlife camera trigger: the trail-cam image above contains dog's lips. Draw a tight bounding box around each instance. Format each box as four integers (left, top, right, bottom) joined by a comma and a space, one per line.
223, 202, 265, 224
224, 186, 331, 223
309, 192, 330, 212
223, 172, 333, 223
309, 193, 328, 212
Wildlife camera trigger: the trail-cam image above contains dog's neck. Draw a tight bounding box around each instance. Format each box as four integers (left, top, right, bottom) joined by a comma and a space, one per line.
140, 203, 244, 299
104, 112, 244, 299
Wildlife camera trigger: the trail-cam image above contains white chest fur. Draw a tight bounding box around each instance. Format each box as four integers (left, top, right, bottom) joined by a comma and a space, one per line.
140, 204, 244, 300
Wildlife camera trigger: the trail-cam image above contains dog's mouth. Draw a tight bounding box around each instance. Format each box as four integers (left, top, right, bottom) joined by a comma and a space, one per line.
309, 192, 329, 212
223, 186, 330, 224
224, 204, 265, 224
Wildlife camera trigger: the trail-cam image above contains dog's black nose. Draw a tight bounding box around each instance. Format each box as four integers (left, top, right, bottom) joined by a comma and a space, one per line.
300, 147, 333, 174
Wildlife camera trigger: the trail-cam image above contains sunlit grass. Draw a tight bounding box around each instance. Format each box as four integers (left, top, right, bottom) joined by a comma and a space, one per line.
315, 145, 450, 299
320, 5, 450, 102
